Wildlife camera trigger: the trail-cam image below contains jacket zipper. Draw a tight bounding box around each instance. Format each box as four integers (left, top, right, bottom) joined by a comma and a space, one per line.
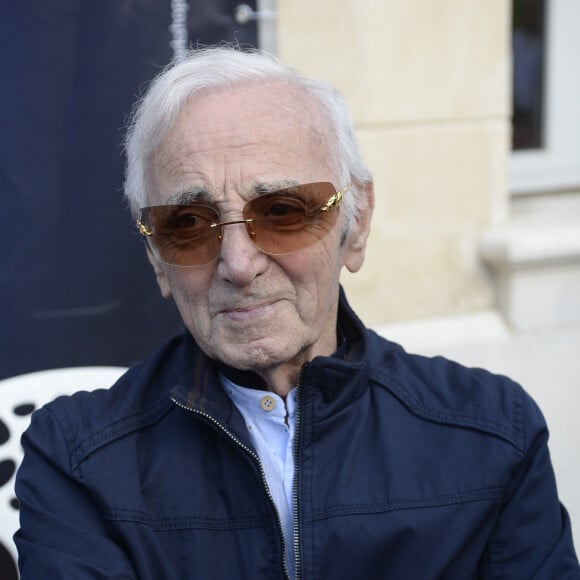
171, 397, 292, 580
292, 364, 307, 580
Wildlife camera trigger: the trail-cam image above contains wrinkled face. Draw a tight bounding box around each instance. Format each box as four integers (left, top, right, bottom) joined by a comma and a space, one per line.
147, 81, 370, 380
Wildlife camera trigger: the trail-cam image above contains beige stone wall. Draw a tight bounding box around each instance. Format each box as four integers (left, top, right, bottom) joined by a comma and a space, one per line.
277, 0, 512, 325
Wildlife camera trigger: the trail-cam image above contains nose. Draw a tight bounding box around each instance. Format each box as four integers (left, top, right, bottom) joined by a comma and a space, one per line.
216, 221, 269, 286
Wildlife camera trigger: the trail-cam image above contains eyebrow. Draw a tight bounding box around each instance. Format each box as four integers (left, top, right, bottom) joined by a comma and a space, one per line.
166, 186, 212, 205
251, 179, 301, 196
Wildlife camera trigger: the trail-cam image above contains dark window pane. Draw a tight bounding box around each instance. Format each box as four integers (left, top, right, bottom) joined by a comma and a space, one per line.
512, 0, 546, 150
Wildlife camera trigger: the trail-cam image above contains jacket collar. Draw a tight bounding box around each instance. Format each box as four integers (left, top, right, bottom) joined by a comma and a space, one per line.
170, 286, 369, 427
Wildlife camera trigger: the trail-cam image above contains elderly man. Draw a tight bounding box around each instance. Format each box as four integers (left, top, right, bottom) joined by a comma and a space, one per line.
15, 47, 579, 579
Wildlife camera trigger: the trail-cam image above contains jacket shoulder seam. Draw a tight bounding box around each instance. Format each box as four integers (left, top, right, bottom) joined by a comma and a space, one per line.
56, 397, 174, 467
370, 370, 524, 451
42, 405, 79, 476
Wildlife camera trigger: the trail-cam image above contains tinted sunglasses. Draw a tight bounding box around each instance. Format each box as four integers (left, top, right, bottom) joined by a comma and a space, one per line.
137, 182, 349, 267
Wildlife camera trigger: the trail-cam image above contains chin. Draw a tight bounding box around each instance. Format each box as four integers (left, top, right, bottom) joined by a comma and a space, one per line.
215, 339, 299, 372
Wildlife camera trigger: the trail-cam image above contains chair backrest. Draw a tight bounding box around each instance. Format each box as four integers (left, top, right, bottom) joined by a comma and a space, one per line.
0, 366, 126, 579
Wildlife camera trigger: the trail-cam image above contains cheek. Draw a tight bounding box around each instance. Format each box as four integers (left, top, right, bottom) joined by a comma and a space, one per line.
278, 243, 344, 315
166, 270, 212, 322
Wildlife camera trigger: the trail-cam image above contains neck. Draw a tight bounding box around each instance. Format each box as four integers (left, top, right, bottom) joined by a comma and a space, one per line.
256, 362, 305, 399
219, 334, 339, 399
220, 298, 344, 398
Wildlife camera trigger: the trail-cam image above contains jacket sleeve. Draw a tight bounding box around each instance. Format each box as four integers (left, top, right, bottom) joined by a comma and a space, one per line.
484, 390, 580, 578
14, 405, 137, 580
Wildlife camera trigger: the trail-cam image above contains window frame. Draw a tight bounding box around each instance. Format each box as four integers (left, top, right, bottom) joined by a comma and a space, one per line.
510, 0, 580, 195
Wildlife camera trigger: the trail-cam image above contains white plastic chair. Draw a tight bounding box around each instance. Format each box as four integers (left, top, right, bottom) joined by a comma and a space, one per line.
0, 366, 126, 579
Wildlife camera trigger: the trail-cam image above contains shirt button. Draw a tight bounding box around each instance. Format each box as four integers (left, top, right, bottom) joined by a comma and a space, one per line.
260, 395, 276, 411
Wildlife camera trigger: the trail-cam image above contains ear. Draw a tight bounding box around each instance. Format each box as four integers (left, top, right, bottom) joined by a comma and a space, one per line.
343, 181, 374, 274
146, 248, 172, 299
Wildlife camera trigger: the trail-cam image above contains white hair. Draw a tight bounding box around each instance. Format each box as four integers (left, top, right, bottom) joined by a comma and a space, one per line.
123, 46, 372, 228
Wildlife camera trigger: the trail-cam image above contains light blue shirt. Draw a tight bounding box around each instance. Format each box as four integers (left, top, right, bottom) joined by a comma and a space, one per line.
221, 376, 297, 578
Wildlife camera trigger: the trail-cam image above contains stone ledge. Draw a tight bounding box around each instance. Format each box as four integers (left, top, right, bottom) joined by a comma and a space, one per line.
480, 224, 580, 267
480, 211, 580, 332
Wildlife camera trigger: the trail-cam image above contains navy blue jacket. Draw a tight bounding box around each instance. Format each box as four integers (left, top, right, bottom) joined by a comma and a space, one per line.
15, 295, 580, 579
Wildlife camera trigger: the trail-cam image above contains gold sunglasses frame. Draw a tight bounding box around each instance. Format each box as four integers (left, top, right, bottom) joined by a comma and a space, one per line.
136, 182, 350, 264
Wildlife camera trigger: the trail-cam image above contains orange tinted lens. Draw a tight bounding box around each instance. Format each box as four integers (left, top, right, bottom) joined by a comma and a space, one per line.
244, 182, 340, 254
141, 204, 220, 266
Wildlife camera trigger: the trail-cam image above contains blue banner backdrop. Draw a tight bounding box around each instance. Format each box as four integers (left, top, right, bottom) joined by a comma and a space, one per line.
0, 2, 256, 577
0, 0, 258, 380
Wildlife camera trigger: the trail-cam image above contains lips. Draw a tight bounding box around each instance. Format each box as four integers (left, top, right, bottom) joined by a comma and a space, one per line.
217, 299, 282, 322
